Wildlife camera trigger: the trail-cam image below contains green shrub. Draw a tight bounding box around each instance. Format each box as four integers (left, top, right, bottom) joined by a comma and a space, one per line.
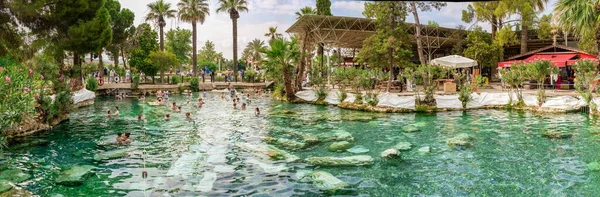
244, 70, 258, 82
354, 94, 363, 105
190, 77, 199, 92
337, 90, 347, 103
178, 84, 187, 93
315, 86, 328, 102
273, 84, 285, 99
131, 74, 140, 90
86, 77, 98, 91
53, 91, 73, 116
36, 94, 55, 123
365, 93, 379, 106
458, 85, 472, 109
171, 75, 181, 84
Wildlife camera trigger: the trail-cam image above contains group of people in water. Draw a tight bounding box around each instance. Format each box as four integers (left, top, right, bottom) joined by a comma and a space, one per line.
110, 87, 267, 144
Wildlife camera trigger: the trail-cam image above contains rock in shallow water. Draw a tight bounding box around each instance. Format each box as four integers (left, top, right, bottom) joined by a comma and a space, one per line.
346, 145, 370, 154
380, 149, 400, 159
305, 155, 374, 167
418, 146, 431, 154
541, 131, 572, 139
93, 148, 134, 161
305, 171, 350, 193
318, 131, 355, 142
588, 162, 600, 171
392, 142, 413, 151
401, 125, 420, 132
55, 165, 95, 186
0, 169, 31, 183
446, 134, 474, 147
266, 137, 306, 150
328, 141, 353, 152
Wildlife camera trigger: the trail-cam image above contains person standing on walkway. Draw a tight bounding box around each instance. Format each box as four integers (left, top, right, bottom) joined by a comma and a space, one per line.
211, 70, 215, 82
109, 69, 115, 84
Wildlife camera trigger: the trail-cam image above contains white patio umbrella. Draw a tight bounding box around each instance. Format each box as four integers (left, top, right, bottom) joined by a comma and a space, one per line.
430, 55, 478, 68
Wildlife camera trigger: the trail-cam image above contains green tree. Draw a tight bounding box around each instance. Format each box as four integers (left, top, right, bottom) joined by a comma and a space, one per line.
408, 2, 446, 64
145, 0, 176, 51
525, 60, 557, 106
464, 26, 502, 69
572, 59, 599, 111
316, 0, 332, 79
245, 39, 267, 63
358, 2, 413, 92
64, 3, 113, 87
105, 0, 134, 76
217, 0, 249, 82
264, 26, 282, 41
198, 40, 219, 63
427, 21, 440, 27
178, 0, 210, 77
535, 14, 552, 39
498, 0, 548, 54
149, 51, 180, 83
555, 0, 600, 55
166, 28, 192, 65
260, 37, 301, 100
462, 2, 504, 39
295, 6, 316, 19
129, 23, 159, 83
494, 24, 519, 52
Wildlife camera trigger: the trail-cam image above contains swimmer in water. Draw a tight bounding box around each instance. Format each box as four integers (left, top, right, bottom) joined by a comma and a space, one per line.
137, 113, 145, 121
165, 114, 171, 121
176, 106, 182, 112
255, 107, 260, 116
233, 102, 237, 110
185, 112, 191, 119
186, 99, 190, 105
116, 132, 123, 144
241, 103, 246, 110
114, 106, 120, 117
171, 102, 177, 110
108, 109, 112, 117
220, 92, 225, 100
122, 132, 131, 144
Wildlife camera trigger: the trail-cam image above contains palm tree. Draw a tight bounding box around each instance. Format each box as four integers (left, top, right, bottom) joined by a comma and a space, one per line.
145, 0, 177, 51
217, 0, 249, 82
178, 0, 210, 77
295, 6, 316, 90
264, 26, 282, 41
295, 6, 316, 19
246, 39, 266, 63
260, 37, 301, 100
555, 0, 600, 43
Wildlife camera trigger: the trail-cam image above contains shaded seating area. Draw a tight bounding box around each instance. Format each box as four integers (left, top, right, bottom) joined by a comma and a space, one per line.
497, 45, 598, 90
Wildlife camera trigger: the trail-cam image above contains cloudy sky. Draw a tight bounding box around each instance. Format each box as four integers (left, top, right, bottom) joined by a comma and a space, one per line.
119, 0, 557, 59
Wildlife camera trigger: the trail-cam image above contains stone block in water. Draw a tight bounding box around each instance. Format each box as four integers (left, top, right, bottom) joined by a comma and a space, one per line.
266, 137, 306, 150
305, 155, 374, 167
0, 180, 12, 193
588, 162, 600, 171
0, 169, 31, 183
392, 142, 413, 151
318, 131, 355, 142
328, 141, 353, 152
418, 146, 431, 154
445, 134, 474, 147
381, 148, 400, 159
93, 148, 134, 161
305, 171, 350, 193
401, 125, 420, 132
541, 131, 572, 139
55, 165, 95, 186
346, 145, 370, 154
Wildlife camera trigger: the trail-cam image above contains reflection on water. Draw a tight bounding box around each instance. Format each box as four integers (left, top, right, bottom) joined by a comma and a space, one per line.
4, 93, 600, 196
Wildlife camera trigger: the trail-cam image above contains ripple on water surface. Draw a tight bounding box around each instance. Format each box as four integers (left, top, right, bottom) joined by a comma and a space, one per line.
3, 94, 600, 196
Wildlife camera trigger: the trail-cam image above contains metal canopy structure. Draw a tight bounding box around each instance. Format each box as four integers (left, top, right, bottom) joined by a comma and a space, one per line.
285, 15, 469, 62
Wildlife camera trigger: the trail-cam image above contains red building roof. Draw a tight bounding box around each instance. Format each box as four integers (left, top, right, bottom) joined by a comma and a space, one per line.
498, 45, 597, 68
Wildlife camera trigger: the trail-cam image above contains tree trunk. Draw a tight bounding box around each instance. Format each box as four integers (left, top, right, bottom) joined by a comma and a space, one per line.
491, 15, 497, 40
161, 70, 164, 83
520, 23, 528, 54
233, 18, 239, 82
192, 22, 198, 77
283, 64, 295, 101
159, 25, 165, 51
296, 31, 309, 91
410, 2, 426, 65
113, 50, 119, 68
121, 47, 127, 69
318, 43, 324, 77
98, 50, 103, 71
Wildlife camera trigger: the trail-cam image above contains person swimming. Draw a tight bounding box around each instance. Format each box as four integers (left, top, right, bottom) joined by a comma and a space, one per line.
171, 102, 177, 110
108, 109, 112, 117
165, 114, 171, 121
164, 90, 169, 99
157, 97, 164, 104
255, 107, 260, 116
186, 99, 190, 105
114, 106, 120, 116
177, 106, 182, 112
197, 98, 204, 107
116, 132, 123, 144
122, 132, 131, 145
220, 92, 225, 100
233, 102, 237, 110
139, 95, 145, 101
137, 113, 145, 121
202, 91, 207, 98
185, 112, 191, 119
241, 103, 246, 110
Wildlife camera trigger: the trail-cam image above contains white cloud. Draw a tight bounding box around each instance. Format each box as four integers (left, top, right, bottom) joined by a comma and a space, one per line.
332, 1, 365, 13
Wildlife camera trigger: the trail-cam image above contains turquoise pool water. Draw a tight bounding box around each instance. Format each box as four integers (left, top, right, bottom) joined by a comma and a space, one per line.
3, 93, 600, 196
